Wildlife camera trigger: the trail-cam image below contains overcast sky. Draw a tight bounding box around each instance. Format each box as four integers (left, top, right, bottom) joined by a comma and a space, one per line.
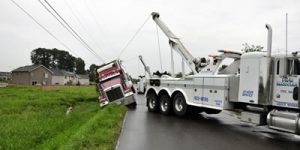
1, 0, 300, 78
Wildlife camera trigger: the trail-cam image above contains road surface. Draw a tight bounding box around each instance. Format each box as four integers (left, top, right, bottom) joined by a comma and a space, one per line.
116, 94, 300, 150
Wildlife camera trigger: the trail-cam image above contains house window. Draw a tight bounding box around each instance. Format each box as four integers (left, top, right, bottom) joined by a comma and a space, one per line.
44, 73, 48, 78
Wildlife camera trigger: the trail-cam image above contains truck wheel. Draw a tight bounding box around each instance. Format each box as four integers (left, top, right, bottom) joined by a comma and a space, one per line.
147, 92, 159, 112
159, 94, 172, 115
173, 93, 188, 117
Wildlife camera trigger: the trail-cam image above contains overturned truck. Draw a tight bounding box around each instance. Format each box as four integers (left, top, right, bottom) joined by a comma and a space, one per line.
96, 59, 136, 108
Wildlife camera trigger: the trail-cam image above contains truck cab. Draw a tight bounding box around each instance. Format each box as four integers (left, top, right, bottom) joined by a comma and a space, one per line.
96, 59, 136, 107
272, 53, 300, 109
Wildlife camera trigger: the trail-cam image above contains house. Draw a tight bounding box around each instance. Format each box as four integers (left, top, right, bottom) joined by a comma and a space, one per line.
12, 65, 52, 85
50, 69, 65, 85
77, 74, 90, 85
64, 71, 78, 85
0, 72, 11, 81
51, 68, 78, 85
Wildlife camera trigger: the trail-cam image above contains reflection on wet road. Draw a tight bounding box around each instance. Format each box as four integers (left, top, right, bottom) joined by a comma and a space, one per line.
117, 95, 300, 150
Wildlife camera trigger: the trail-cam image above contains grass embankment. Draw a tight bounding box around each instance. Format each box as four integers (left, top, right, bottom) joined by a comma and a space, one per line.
0, 86, 127, 150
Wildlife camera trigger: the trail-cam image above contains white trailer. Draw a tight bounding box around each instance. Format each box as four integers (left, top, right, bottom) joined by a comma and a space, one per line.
145, 12, 300, 134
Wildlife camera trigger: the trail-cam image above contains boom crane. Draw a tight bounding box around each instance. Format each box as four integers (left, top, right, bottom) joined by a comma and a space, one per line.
139, 55, 152, 78
151, 12, 208, 74
136, 55, 151, 94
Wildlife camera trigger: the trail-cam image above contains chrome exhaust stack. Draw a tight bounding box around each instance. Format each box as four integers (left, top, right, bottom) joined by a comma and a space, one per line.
265, 24, 272, 58
267, 109, 300, 134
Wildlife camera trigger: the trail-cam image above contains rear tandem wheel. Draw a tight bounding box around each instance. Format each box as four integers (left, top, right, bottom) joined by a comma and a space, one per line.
173, 93, 188, 117
159, 94, 172, 115
147, 92, 159, 112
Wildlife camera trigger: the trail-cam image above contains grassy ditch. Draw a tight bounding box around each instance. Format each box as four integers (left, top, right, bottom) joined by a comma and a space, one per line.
0, 86, 126, 150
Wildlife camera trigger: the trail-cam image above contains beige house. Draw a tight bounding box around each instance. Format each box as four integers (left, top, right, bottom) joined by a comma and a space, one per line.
51, 69, 89, 85
12, 65, 53, 85
51, 68, 78, 85
77, 74, 89, 85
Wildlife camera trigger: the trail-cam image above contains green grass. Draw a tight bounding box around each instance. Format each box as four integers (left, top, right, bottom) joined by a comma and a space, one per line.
0, 86, 127, 150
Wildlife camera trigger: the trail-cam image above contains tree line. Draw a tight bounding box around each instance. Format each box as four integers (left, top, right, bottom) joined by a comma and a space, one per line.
31, 48, 101, 81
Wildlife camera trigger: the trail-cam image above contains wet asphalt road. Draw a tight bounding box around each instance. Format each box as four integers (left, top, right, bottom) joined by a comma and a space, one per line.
116, 94, 300, 150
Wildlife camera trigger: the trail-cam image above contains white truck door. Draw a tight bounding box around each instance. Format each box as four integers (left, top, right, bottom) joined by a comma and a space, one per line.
273, 59, 299, 109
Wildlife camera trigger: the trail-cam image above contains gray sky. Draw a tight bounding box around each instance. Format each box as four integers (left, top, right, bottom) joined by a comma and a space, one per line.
1, 0, 300, 78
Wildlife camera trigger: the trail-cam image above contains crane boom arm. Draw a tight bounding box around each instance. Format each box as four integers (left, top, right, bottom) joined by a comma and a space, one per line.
139, 55, 152, 78
151, 12, 199, 74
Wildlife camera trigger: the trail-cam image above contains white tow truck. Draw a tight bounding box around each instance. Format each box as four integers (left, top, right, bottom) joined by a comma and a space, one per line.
146, 12, 300, 134
137, 55, 152, 94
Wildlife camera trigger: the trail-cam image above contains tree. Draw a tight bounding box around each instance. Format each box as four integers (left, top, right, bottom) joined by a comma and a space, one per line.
241, 43, 264, 53
75, 58, 86, 74
89, 64, 101, 82
31, 48, 80, 72
31, 48, 52, 68
56, 50, 76, 72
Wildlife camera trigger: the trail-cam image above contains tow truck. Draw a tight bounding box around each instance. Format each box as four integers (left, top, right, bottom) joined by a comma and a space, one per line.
145, 12, 300, 134
137, 55, 152, 94
96, 59, 136, 108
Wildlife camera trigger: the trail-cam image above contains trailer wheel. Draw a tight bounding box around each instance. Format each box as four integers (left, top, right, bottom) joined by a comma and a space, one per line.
159, 94, 172, 115
147, 92, 159, 112
173, 93, 188, 117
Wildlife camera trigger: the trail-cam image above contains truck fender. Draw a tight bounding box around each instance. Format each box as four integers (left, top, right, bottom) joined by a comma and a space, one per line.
145, 88, 158, 97
171, 89, 189, 104
158, 88, 172, 98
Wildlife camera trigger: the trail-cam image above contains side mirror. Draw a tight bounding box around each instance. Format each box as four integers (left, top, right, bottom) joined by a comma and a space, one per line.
293, 87, 298, 101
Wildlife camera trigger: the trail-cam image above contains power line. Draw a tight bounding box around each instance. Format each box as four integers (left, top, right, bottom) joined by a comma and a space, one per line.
83, 0, 108, 44
64, 0, 107, 59
123, 55, 138, 63
118, 15, 151, 58
38, 0, 105, 63
43, 0, 104, 62
9, 0, 78, 56
83, 0, 115, 55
